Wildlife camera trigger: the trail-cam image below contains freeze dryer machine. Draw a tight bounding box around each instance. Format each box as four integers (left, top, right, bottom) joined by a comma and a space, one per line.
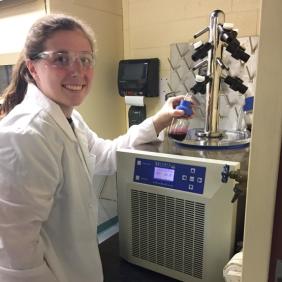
116, 10, 252, 280
116, 146, 242, 282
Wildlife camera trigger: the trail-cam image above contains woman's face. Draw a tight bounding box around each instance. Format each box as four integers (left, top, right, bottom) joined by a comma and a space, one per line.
28, 29, 94, 117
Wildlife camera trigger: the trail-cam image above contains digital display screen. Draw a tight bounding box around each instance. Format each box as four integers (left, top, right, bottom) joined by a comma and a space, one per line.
153, 167, 175, 182
121, 63, 147, 81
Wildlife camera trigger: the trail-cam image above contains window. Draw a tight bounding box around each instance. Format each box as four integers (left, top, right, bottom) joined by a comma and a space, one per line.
0, 65, 13, 95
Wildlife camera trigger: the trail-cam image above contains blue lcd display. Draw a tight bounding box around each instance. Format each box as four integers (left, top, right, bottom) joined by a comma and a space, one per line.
153, 167, 175, 182
134, 158, 206, 194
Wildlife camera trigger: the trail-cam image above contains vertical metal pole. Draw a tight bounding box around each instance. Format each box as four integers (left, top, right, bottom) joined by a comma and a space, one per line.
204, 10, 225, 137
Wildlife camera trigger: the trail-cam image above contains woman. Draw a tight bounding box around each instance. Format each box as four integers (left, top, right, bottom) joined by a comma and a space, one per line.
0, 14, 188, 282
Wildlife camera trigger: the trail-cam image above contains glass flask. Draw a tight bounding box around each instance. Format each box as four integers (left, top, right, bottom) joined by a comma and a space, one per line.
168, 99, 193, 141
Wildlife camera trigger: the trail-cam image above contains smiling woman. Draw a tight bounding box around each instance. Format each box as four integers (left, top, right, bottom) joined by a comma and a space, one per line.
0, 13, 189, 282
0, 14, 95, 118
25, 28, 94, 117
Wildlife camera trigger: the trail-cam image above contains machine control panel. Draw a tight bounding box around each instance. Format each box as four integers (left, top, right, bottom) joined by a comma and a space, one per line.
133, 158, 206, 194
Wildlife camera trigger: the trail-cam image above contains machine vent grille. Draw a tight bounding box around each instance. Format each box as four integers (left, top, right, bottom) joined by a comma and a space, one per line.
131, 189, 205, 279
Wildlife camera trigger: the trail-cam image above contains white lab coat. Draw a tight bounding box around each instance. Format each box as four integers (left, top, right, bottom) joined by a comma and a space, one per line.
0, 83, 159, 282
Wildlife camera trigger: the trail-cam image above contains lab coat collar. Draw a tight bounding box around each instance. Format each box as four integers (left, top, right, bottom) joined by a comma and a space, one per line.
24, 83, 77, 142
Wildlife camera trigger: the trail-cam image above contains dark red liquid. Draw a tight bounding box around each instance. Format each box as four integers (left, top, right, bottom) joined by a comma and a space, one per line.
168, 132, 187, 141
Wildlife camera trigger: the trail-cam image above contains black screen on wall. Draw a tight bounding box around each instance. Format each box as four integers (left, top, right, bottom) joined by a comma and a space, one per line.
120, 63, 148, 81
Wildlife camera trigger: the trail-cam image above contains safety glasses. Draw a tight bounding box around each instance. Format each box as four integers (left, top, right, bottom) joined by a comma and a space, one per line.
35, 50, 95, 70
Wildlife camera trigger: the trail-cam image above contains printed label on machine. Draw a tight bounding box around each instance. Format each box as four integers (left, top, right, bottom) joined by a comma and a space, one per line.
133, 158, 206, 194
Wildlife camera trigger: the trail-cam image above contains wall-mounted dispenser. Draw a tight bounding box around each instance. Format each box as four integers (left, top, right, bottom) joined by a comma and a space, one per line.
118, 58, 159, 127
118, 58, 159, 97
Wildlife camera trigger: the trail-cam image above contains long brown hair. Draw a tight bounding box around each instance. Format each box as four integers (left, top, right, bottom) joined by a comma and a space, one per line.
0, 14, 96, 118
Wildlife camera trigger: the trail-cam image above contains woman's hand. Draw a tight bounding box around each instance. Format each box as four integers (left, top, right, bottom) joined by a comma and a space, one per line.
152, 95, 193, 135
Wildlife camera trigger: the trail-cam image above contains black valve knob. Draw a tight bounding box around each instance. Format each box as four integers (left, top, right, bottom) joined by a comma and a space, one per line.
224, 41, 250, 63
226, 42, 250, 62
192, 42, 212, 61
191, 76, 211, 94
221, 165, 230, 183
220, 29, 238, 44
231, 183, 244, 203
224, 75, 248, 94
219, 24, 250, 63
